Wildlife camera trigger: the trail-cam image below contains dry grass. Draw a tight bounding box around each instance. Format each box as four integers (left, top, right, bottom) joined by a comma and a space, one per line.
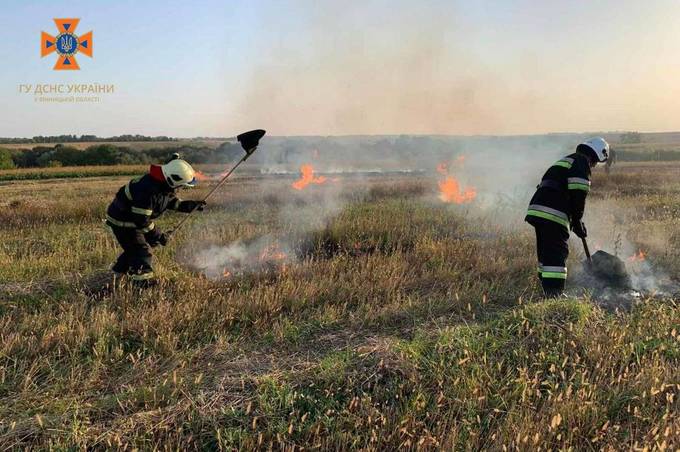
0, 163, 265, 182
0, 164, 679, 449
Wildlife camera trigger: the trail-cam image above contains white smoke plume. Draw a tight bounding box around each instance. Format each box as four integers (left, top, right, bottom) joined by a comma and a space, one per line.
583, 200, 677, 295
185, 234, 294, 280
182, 132, 678, 301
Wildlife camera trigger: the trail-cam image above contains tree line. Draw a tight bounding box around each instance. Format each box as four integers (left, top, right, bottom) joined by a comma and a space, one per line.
0, 143, 245, 169
0, 135, 183, 144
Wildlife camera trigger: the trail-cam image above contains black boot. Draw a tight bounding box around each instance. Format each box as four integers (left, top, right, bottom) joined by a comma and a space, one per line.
541, 278, 565, 298
130, 273, 157, 289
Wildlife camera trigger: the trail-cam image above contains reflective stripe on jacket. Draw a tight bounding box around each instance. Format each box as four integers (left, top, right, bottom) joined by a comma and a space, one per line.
525, 152, 591, 229
106, 173, 180, 232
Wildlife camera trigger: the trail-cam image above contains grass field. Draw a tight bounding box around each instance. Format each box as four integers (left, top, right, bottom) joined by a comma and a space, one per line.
0, 164, 264, 182
1, 163, 679, 449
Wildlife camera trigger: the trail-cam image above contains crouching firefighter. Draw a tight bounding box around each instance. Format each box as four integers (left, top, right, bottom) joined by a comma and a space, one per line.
105, 155, 206, 287
525, 138, 609, 297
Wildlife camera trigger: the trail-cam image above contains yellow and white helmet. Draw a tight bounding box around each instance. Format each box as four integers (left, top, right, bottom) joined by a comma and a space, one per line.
161, 157, 197, 188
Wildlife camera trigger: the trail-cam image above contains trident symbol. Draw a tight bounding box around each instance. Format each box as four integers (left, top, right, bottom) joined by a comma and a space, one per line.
41, 19, 93, 70
60, 35, 74, 53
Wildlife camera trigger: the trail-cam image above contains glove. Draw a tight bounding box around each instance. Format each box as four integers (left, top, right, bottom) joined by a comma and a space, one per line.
147, 231, 170, 247
177, 200, 206, 213
571, 220, 587, 239
158, 232, 170, 246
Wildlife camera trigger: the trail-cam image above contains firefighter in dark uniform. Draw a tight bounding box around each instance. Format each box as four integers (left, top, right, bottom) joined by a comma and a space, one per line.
105, 154, 206, 286
525, 138, 609, 297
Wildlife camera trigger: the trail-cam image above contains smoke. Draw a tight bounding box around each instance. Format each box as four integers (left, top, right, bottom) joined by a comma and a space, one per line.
182, 147, 354, 279
184, 234, 294, 280
182, 133, 580, 278
182, 130, 680, 305
230, 1, 547, 136
583, 199, 677, 295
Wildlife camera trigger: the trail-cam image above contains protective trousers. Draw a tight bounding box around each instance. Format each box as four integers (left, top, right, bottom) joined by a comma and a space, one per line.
109, 225, 155, 284
533, 223, 569, 297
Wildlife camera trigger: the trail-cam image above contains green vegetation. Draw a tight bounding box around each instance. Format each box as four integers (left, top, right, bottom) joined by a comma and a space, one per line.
7, 142, 244, 169
0, 148, 15, 169
0, 165, 146, 181
0, 133, 179, 144
0, 165, 679, 449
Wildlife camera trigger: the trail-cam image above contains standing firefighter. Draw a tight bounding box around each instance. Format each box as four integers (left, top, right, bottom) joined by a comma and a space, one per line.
105, 155, 206, 286
525, 138, 609, 297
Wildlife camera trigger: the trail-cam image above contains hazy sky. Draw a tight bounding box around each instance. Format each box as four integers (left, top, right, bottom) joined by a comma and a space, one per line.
2, 0, 680, 137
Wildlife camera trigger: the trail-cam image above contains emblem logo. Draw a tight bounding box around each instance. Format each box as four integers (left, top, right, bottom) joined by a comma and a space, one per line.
41, 19, 93, 70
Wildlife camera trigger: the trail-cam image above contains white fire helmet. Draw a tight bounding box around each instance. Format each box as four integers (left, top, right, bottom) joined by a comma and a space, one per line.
580, 137, 610, 162
161, 158, 197, 188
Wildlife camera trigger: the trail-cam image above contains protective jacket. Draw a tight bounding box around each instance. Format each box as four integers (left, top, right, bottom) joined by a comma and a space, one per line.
106, 165, 190, 239
525, 152, 591, 229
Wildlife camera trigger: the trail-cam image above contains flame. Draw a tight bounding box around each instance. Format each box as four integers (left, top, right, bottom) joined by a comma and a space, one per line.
259, 242, 288, 262
194, 171, 209, 181
292, 164, 327, 190
436, 160, 476, 204
193, 169, 232, 181
438, 177, 477, 204
220, 241, 289, 278
628, 250, 646, 262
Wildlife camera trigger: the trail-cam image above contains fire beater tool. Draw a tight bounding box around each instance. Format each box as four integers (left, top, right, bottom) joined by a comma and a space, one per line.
167, 129, 266, 236
581, 234, 632, 288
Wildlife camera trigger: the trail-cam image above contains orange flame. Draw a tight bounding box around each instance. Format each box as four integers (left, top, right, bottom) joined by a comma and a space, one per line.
436, 160, 476, 204
292, 164, 327, 190
194, 171, 209, 181
259, 242, 288, 262
438, 177, 477, 204
628, 250, 646, 262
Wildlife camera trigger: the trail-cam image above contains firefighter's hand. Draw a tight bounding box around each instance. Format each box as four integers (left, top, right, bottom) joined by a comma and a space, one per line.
147, 231, 170, 247
177, 200, 206, 213
158, 232, 170, 246
571, 220, 587, 239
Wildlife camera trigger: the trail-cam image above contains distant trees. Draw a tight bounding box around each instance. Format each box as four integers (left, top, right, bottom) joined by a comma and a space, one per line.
4, 142, 244, 168
616, 149, 680, 161
0, 148, 15, 169
620, 132, 642, 144
0, 135, 179, 144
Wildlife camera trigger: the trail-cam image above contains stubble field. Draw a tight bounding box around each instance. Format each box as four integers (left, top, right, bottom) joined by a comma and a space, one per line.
0, 162, 679, 449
